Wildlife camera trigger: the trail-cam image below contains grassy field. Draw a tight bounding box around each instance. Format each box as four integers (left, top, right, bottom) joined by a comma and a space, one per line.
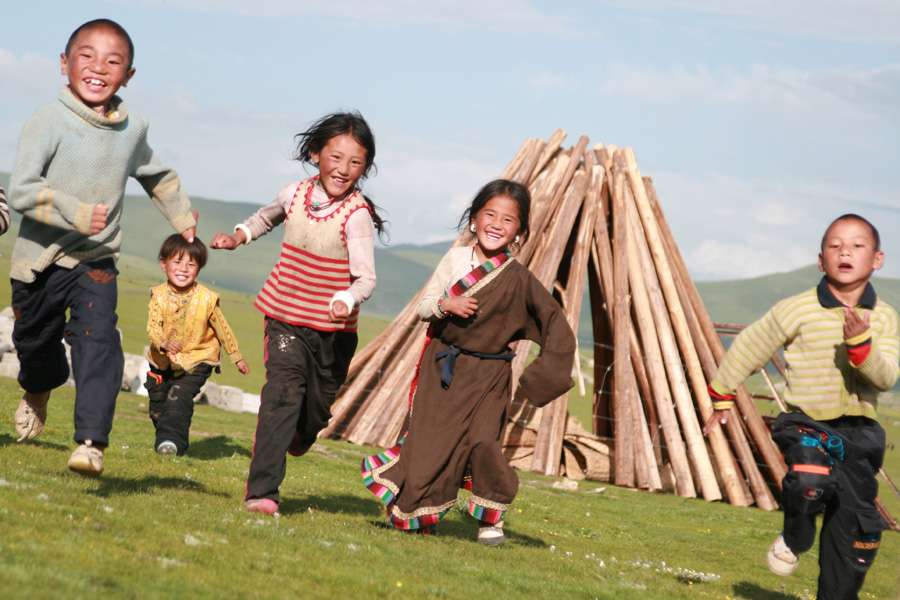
1, 381, 897, 599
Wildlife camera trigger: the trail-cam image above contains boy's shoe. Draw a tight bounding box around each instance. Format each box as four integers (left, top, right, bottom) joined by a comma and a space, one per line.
287, 431, 312, 457
477, 520, 506, 546
767, 534, 799, 576
14, 391, 51, 442
245, 498, 279, 516
67, 440, 104, 477
156, 440, 178, 455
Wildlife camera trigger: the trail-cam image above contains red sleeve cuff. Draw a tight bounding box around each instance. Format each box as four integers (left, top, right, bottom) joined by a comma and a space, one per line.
847, 338, 872, 367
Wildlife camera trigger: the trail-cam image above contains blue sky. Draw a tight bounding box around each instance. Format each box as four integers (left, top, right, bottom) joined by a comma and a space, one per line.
2, 0, 899, 279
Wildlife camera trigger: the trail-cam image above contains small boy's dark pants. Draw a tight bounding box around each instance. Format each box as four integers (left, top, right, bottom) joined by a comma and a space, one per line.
246, 318, 356, 502
772, 412, 886, 600
11, 259, 123, 447
145, 364, 213, 454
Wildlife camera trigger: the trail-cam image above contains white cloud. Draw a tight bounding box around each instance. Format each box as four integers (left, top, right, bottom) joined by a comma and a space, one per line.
127, 0, 574, 33
688, 238, 810, 279
601, 63, 900, 121
609, 0, 900, 45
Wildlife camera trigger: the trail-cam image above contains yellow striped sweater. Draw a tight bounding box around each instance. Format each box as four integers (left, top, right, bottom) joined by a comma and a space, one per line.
710, 279, 899, 421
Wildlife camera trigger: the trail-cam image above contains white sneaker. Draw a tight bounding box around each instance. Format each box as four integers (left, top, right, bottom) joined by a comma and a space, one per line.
767, 534, 799, 576
15, 391, 50, 442
156, 440, 178, 455
477, 520, 506, 546
67, 440, 104, 477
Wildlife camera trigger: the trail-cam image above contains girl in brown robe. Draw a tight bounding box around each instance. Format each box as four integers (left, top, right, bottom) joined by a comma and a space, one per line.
362, 179, 575, 545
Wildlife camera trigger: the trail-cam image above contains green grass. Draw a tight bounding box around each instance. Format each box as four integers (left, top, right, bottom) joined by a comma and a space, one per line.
1, 381, 897, 599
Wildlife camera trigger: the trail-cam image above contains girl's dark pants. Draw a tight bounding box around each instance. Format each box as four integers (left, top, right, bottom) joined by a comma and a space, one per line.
245, 318, 356, 502
145, 364, 213, 455
772, 412, 886, 600
11, 259, 123, 447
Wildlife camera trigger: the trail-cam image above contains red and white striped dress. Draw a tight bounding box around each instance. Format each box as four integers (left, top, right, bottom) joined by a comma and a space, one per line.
254, 179, 370, 333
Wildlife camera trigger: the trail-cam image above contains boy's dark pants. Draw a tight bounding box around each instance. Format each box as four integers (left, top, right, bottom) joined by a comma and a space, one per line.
145, 364, 213, 454
11, 259, 123, 447
772, 412, 886, 600
246, 318, 356, 502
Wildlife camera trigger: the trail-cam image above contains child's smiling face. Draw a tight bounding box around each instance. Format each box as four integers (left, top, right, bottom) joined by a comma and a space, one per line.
472, 195, 522, 258
161, 252, 200, 291
60, 25, 134, 114
818, 218, 884, 291
311, 134, 368, 199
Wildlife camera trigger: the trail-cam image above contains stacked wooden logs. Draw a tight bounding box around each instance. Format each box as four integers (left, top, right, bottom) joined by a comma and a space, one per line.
324, 131, 788, 509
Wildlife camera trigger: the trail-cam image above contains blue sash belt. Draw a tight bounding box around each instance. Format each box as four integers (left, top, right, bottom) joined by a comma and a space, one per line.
435, 344, 516, 389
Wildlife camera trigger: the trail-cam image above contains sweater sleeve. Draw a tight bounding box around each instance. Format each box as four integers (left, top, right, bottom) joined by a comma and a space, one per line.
331, 207, 376, 310
8, 112, 94, 234
518, 272, 577, 407
235, 184, 293, 243
209, 302, 243, 365
852, 307, 900, 391
130, 125, 196, 234
709, 306, 789, 406
0, 187, 9, 235
416, 249, 458, 321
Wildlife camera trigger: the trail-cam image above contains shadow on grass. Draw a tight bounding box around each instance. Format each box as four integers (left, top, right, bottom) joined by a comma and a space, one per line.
732, 582, 800, 600
188, 435, 251, 460
365, 517, 548, 548
0, 432, 69, 451
88, 475, 230, 498
280, 493, 382, 517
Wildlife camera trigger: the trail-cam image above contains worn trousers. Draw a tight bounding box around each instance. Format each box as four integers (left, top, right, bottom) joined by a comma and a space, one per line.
145, 363, 213, 454
772, 412, 886, 600
11, 259, 123, 447
245, 318, 357, 502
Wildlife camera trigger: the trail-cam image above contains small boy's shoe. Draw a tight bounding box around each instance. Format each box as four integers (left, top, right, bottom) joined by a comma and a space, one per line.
477, 520, 506, 546
14, 391, 50, 442
67, 440, 104, 477
156, 440, 178, 455
287, 431, 312, 457
245, 498, 279, 516
767, 534, 799, 576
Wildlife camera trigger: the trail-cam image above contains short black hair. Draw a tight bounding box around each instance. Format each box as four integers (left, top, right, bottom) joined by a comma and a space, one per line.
821, 213, 881, 251
158, 234, 207, 269
65, 19, 135, 69
458, 179, 531, 243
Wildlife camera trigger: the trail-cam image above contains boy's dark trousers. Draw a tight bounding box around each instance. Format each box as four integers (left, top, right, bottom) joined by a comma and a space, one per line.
245, 318, 357, 502
145, 363, 213, 454
772, 412, 886, 600
11, 259, 123, 447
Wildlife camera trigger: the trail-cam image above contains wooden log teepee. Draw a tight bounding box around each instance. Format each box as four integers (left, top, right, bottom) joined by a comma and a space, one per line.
323, 131, 789, 509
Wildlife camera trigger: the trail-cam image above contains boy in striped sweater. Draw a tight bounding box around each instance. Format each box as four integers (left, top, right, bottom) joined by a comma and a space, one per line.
705, 214, 898, 600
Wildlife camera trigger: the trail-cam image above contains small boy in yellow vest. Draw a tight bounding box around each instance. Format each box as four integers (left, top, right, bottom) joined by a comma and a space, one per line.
705, 214, 898, 600
146, 234, 248, 455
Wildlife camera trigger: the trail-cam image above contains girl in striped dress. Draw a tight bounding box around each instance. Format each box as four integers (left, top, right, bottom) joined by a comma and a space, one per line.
211, 112, 385, 515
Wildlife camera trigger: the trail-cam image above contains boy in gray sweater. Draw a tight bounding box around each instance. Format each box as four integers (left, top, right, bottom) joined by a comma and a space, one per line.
8, 18, 197, 476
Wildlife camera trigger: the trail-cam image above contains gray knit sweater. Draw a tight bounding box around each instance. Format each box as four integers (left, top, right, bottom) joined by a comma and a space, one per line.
8, 87, 196, 282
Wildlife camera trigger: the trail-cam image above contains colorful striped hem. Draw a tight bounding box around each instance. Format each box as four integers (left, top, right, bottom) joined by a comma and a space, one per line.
361, 442, 402, 506
447, 250, 512, 297
464, 494, 508, 525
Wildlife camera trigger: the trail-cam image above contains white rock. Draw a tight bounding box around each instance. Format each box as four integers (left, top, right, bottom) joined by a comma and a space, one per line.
551, 478, 579, 491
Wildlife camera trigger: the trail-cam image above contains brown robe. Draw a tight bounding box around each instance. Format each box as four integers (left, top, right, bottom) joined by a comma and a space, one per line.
370, 258, 575, 527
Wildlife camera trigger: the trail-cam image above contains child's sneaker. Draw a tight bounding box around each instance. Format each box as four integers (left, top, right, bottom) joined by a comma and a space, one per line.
156, 440, 178, 455
14, 391, 50, 442
477, 520, 505, 546
67, 440, 104, 477
767, 533, 799, 576
245, 498, 279, 516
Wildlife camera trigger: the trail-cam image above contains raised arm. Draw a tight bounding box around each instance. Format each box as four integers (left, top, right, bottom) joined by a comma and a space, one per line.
212, 184, 294, 250
848, 306, 900, 391
131, 126, 196, 235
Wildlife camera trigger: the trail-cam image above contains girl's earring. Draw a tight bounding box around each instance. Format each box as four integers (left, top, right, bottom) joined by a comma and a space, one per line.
514, 235, 520, 244
469, 223, 476, 233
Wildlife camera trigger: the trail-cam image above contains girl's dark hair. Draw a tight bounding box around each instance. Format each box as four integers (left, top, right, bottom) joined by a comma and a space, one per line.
458, 179, 531, 244
822, 213, 881, 251
66, 19, 135, 69
293, 111, 387, 237
158, 234, 208, 269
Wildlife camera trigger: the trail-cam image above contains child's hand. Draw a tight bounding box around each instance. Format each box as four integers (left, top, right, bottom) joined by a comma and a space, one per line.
89, 204, 108, 235
236, 359, 250, 375
702, 409, 730, 436
843, 306, 870, 340
210, 231, 246, 250
330, 300, 350, 322
442, 296, 478, 318
181, 209, 199, 243
164, 340, 183, 354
